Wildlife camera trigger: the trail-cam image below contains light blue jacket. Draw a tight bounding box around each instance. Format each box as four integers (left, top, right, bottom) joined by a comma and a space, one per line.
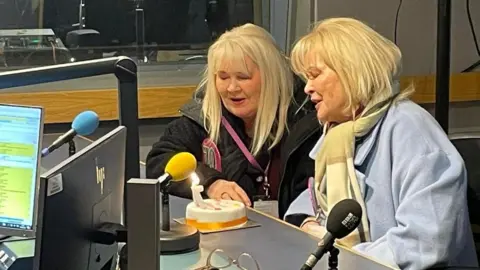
285, 100, 478, 269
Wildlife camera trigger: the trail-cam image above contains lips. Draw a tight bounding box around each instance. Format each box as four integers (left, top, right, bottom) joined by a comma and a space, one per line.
230, 98, 246, 105
313, 100, 322, 110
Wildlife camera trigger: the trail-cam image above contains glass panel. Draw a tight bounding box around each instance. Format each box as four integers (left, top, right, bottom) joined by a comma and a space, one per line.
0, 0, 263, 70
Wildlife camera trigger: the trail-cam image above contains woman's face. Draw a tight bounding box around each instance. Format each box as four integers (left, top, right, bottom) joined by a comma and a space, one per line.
303, 63, 351, 124
215, 57, 261, 125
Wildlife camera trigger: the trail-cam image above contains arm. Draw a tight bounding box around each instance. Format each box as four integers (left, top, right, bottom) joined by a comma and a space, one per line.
283, 189, 327, 238
354, 151, 471, 270
145, 117, 225, 198
283, 189, 316, 219
283, 189, 317, 227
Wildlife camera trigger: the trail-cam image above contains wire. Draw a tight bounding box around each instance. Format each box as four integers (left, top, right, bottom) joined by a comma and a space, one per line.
393, 0, 403, 45
461, 0, 480, 72
466, 0, 480, 56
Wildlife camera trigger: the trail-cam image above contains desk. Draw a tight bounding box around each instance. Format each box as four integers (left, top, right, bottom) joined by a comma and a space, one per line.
160, 197, 396, 270
40, 134, 394, 270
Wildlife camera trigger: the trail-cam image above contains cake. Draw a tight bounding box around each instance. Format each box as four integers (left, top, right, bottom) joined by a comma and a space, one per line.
185, 199, 248, 231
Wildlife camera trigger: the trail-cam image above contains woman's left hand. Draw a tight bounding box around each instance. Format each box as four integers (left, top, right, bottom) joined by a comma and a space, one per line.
301, 219, 327, 238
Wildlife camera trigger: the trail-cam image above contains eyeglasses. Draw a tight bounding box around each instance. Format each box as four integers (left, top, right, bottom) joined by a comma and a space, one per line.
194, 248, 261, 270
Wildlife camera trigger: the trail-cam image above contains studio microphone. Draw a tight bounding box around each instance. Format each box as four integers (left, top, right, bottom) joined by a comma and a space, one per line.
158, 152, 197, 186
300, 199, 362, 270
41, 110, 99, 157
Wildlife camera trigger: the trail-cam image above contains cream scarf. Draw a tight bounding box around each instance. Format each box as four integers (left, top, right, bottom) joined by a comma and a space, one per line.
314, 98, 395, 247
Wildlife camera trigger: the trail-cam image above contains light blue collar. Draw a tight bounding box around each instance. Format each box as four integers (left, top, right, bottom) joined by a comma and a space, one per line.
309, 108, 389, 166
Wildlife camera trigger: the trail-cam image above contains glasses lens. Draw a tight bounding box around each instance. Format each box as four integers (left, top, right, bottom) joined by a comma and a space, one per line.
209, 249, 233, 269
237, 253, 260, 270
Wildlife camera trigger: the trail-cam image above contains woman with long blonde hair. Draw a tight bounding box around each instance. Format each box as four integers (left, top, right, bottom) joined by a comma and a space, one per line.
146, 23, 313, 216
284, 18, 478, 269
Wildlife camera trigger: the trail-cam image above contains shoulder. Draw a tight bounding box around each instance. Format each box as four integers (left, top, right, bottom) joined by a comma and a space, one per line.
179, 98, 204, 126
164, 116, 206, 138
381, 100, 459, 158
281, 111, 322, 163
286, 111, 321, 144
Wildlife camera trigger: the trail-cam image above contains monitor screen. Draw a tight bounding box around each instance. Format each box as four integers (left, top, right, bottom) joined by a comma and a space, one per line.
0, 104, 43, 236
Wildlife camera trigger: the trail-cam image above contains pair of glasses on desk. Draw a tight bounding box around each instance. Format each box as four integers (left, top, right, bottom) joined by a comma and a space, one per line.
194, 248, 261, 270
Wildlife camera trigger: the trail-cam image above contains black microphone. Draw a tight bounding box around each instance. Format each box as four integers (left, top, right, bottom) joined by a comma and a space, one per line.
300, 199, 362, 270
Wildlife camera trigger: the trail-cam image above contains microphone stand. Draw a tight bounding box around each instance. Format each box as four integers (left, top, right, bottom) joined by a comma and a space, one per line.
68, 140, 76, 157
159, 182, 200, 255
328, 247, 339, 270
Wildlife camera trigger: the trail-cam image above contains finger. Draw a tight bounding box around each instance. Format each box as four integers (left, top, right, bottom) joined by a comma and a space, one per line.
207, 179, 229, 198
304, 223, 327, 238
221, 192, 232, 200
225, 188, 244, 203
233, 185, 251, 206
210, 184, 227, 199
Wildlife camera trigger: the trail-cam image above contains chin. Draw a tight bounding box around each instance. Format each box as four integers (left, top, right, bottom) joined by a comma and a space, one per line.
316, 112, 327, 123
234, 112, 254, 120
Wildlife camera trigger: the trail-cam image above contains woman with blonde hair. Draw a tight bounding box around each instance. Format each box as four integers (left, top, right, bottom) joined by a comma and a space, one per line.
146, 23, 314, 215
284, 18, 478, 269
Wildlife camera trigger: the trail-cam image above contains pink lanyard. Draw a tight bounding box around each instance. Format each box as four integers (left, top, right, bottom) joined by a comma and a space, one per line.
221, 117, 271, 198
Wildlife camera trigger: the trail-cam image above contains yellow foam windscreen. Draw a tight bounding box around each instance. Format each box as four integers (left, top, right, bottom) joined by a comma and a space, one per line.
164, 152, 197, 181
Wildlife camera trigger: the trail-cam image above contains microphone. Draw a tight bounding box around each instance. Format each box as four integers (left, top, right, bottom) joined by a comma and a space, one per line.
41, 110, 99, 157
158, 152, 197, 186
300, 199, 362, 270
158, 152, 200, 255
159, 152, 197, 231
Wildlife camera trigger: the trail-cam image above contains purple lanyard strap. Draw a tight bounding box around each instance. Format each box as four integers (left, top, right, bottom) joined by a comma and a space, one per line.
221, 117, 271, 198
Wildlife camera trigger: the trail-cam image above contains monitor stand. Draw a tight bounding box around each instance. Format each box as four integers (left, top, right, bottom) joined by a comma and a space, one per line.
0, 237, 35, 269
160, 222, 200, 255
0, 237, 119, 270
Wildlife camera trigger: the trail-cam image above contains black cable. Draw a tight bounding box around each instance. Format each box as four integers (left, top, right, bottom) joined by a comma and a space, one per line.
393, 0, 403, 45
466, 0, 480, 56
461, 0, 480, 73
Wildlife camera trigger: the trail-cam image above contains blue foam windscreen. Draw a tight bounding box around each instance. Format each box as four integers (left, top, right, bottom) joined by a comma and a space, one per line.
71, 111, 100, 136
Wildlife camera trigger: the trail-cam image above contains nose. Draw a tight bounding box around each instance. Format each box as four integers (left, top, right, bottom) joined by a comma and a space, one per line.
304, 80, 315, 95
227, 79, 239, 92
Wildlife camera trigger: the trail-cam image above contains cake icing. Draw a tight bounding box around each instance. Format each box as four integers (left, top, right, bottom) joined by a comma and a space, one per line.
185, 199, 247, 230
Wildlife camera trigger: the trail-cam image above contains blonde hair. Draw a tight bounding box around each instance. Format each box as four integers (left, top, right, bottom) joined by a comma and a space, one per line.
198, 23, 293, 156
291, 17, 414, 115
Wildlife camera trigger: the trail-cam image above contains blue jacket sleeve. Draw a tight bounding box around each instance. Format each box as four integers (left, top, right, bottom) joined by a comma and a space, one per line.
283, 189, 316, 220
353, 150, 476, 269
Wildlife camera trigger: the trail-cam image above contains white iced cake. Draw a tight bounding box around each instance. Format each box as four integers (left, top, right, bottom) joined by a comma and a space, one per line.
185, 199, 247, 230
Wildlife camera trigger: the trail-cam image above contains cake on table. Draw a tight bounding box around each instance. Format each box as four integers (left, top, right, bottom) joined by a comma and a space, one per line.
185, 199, 248, 231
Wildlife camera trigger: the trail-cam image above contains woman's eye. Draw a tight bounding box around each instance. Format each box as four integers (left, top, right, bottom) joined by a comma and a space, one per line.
237, 75, 250, 80
217, 74, 229, 80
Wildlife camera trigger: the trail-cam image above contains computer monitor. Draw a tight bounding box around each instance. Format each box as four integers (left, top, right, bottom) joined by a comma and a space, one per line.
0, 103, 43, 238
33, 126, 126, 270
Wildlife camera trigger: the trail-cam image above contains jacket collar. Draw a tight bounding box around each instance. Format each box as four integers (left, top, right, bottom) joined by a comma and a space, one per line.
309, 112, 386, 166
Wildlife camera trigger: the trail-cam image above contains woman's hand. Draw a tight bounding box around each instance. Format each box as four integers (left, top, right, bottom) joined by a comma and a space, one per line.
207, 179, 252, 206
301, 218, 327, 238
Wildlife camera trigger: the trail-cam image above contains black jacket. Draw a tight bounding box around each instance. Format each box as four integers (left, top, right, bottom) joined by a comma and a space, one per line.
145, 76, 321, 216
278, 111, 321, 219
146, 100, 273, 202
